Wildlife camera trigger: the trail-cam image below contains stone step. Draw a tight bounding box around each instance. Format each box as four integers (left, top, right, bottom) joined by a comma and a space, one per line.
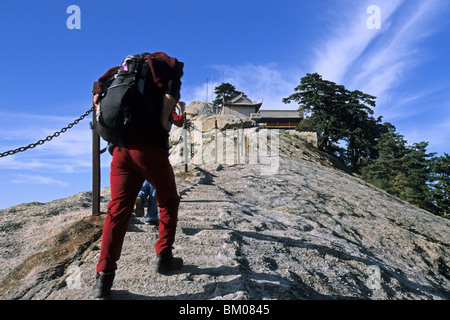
179, 202, 238, 212
178, 215, 221, 224
180, 189, 230, 201
177, 221, 223, 232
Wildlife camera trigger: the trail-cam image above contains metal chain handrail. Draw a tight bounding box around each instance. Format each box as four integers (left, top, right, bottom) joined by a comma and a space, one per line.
0, 107, 93, 158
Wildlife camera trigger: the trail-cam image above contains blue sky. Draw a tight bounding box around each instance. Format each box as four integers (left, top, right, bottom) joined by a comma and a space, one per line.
0, 0, 449, 209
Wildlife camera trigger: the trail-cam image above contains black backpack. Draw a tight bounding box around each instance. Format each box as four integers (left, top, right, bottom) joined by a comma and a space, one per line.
96, 52, 154, 149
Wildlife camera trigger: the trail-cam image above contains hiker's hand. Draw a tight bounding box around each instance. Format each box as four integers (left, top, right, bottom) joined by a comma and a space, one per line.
93, 94, 100, 107
177, 101, 185, 114
161, 94, 176, 132
93, 94, 101, 115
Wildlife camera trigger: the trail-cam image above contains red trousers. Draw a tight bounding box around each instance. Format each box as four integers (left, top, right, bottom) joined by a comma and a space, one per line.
96, 144, 179, 273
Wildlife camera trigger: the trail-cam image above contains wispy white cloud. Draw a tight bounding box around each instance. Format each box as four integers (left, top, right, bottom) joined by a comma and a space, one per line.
401, 114, 450, 155
308, 0, 449, 155
0, 153, 94, 173
382, 83, 450, 120
11, 174, 69, 187
353, 1, 445, 102
184, 0, 443, 115
312, 0, 404, 85
0, 156, 47, 170
182, 63, 300, 110
311, 0, 445, 107
0, 111, 99, 173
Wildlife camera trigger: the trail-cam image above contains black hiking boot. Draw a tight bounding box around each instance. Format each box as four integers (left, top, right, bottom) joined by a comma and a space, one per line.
134, 196, 144, 217
154, 248, 183, 274
92, 271, 115, 299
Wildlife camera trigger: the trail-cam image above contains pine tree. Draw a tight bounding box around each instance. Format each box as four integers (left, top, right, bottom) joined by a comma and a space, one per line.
283, 73, 347, 152
399, 141, 436, 212
429, 153, 450, 217
213, 83, 247, 108
283, 73, 380, 171
361, 123, 409, 197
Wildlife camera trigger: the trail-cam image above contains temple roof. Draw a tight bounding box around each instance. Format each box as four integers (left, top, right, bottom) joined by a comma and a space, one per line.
223, 93, 263, 112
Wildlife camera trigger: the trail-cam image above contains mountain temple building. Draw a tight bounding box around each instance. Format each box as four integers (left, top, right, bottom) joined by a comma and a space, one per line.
221, 93, 263, 117
219, 93, 301, 130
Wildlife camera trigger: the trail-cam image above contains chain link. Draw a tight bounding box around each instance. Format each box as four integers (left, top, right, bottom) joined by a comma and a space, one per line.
0, 107, 93, 158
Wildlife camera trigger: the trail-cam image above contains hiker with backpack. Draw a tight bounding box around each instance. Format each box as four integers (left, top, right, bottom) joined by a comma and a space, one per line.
91, 52, 184, 299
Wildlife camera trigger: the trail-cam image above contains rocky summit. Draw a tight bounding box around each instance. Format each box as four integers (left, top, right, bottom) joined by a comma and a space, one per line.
0, 127, 449, 300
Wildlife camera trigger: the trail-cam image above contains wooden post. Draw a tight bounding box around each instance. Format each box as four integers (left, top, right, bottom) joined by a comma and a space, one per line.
92, 82, 101, 216
183, 111, 188, 172
215, 119, 218, 164
244, 136, 249, 159
236, 128, 240, 164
